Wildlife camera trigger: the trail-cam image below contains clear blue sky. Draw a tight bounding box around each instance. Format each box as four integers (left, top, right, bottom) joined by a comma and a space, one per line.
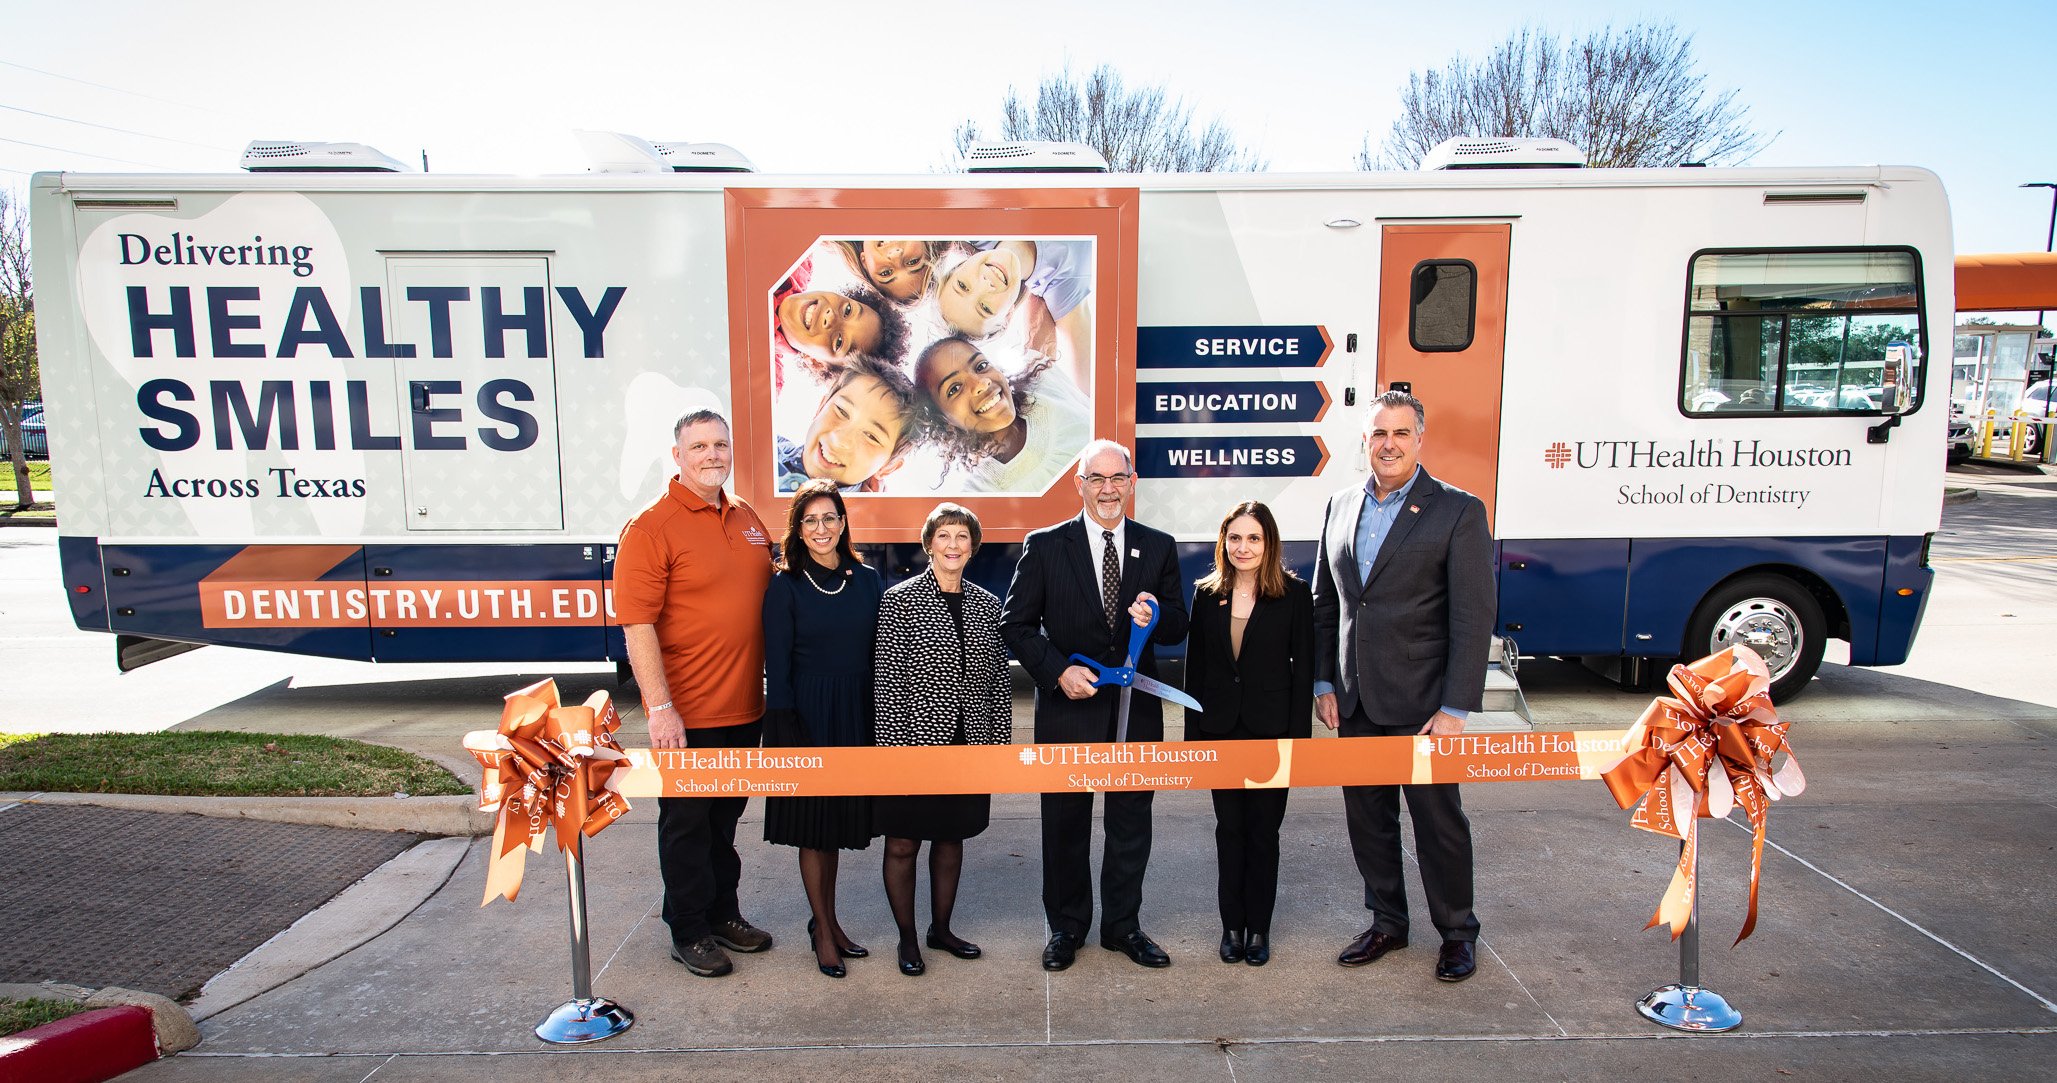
4, 0, 2052, 259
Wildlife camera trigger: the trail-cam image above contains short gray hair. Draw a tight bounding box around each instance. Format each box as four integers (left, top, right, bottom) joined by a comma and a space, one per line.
673, 409, 729, 440
1368, 390, 1425, 430
921, 502, 982, 553
1076, 438, 1133, 475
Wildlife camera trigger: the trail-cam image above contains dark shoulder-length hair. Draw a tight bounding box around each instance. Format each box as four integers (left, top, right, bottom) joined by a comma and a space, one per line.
777, 478, 860, 574
1194, 501, 1293, 600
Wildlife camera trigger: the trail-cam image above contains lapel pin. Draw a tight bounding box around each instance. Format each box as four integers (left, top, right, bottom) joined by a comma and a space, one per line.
1130, 548, 1140, 558
1408, 505, 1420, 514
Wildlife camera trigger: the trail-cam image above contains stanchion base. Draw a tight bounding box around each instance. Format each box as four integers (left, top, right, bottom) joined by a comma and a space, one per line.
1637, 984, 1742, 1032
535, 997, 634, 1044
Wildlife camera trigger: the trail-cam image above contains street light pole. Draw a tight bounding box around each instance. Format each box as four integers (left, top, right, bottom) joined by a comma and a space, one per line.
2023, 182, 2057, 335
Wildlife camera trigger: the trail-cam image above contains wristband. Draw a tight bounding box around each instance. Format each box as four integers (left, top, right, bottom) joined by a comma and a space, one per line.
646, 700, 673, 714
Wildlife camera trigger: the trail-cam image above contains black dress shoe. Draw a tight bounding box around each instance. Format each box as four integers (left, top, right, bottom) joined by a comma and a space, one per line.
1042, 931, 1083, 971
809, 916, 867, 959
1219, 929, 1246, 964
1102, 930, 1171, 968
1435, 939, 1476, 982
897, 940, 925, 977
926, 928, 983, 959
1244, 932, 1271, 967
1338, 927, 1407, 967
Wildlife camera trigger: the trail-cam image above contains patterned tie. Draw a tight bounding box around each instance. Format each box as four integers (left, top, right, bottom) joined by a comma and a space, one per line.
1101, 529, 1120, 630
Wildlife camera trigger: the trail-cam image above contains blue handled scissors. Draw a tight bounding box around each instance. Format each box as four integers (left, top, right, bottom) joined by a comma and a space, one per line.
1069, 597, 1203, 742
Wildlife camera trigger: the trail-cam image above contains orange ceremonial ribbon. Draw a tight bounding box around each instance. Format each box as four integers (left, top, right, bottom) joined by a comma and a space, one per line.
462, 679, 634, 906
1599, 647, 1806, 944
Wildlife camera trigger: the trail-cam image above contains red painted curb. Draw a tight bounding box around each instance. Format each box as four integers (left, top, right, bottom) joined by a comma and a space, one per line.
0, 1004, 159, 1083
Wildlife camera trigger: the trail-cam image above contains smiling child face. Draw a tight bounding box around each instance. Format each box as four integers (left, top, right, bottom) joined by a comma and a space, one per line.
916, 338, 1015, 433
800, 373, 907, 485
936, 247, 1025, 336
860, 240, 932, 304
777, 290, 882, 361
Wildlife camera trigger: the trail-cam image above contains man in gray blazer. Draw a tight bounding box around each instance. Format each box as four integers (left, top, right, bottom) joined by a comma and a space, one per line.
1312, 390, 1494, 983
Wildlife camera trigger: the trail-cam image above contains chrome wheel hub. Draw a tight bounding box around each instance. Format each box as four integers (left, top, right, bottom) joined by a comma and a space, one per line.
1710, 597, 1800, 678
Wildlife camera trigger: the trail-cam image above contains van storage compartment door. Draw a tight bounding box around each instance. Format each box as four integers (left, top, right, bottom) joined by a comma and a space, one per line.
1495, 539, 1630, 655
383, 256, 565, 531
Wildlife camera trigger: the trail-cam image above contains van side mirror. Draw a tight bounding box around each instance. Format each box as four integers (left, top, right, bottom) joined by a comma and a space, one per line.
1879, 342, 1915, 416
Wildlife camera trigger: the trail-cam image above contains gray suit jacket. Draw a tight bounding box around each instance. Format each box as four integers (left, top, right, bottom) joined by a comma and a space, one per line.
1311, 468, 1496, 726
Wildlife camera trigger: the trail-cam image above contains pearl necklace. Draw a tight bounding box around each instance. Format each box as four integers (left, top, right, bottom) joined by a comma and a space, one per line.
799, 561, 847, 596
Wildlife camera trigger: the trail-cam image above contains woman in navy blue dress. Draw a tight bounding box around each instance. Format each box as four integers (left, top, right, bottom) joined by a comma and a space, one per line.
762, 479, 883, 979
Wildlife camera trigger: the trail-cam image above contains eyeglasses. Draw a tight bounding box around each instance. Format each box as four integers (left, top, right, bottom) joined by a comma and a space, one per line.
1079, 473, 1134, 488
801, 514, 843, 529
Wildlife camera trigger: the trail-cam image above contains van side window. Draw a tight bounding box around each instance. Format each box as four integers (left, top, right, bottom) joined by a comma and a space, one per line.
1680, 249, 1924, 416
1410, 260, 1475, 352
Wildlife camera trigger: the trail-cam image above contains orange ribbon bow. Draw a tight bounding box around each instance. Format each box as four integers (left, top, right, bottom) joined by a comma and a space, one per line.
462, 679, 634, 906
1599, 647, 1806, 944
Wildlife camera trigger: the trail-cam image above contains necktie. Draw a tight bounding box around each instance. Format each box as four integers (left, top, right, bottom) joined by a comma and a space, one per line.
1101, 529, 1120, 630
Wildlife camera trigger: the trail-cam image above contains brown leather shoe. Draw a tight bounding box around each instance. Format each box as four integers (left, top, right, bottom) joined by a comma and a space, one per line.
1337, 927, 1407, 967
1435, 939, 1476, 982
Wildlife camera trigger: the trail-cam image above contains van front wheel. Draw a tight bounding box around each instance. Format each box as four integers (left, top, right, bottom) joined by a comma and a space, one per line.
1682, 575, 1826, 704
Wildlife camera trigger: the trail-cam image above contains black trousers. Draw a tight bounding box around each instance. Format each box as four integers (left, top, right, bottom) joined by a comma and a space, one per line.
1212, 787, 1290, 935
1341, 706, 1479, 943
1041, 789, 1152, 941
658, 719, 762, 946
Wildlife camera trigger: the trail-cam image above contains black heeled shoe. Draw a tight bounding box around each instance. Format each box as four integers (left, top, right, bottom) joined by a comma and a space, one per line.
808, 917, 868, 959
1244, 932, 1271, 967
897, 939, 925, 976
806, 919, 845, 979
1220, 929, 1246, 964
925, 927, 982, 960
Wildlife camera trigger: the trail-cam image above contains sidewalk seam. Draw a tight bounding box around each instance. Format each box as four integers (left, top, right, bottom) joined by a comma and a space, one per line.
161, 1023, 2057, 1057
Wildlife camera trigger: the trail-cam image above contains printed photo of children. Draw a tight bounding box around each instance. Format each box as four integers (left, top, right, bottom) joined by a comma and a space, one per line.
767, 235, 1096, 497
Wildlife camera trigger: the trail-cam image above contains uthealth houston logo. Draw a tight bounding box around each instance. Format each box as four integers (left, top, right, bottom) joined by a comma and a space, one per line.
1541, 439, 1851, 471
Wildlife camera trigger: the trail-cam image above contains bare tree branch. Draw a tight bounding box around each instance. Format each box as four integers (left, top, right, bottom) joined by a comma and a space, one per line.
1365, 22, 1773, 170
951, 64, 1267, 173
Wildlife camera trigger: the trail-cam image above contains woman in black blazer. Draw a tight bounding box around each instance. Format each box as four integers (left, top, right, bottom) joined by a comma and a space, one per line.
872, 503, 1014, 977
1183, 500, 1313, 966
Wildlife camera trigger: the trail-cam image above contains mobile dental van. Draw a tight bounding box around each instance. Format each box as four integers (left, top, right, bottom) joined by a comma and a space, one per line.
29, 152, 1946, 701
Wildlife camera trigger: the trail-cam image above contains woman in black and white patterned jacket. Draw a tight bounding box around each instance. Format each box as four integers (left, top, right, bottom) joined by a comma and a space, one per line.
872, 502, 1014, 977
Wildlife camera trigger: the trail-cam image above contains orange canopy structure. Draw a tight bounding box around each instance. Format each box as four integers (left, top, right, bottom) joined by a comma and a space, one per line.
1956, 252, 2057, 311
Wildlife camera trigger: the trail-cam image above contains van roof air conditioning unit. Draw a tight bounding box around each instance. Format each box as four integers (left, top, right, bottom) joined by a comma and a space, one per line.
962, 141, 1110, 174
1418, 137, 1585, 171
241, 140, 409, 173
651, 142, 757, 173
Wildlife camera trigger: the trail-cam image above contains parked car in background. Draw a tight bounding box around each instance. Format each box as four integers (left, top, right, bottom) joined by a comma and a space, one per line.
2018, 381, 2055, 458
0, 405, 46, 459
1948, 416, 1975, 463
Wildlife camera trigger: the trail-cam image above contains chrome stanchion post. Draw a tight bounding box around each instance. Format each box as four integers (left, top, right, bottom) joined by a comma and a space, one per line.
1636, 837, 1742, 1032
535, 835, 633, 1044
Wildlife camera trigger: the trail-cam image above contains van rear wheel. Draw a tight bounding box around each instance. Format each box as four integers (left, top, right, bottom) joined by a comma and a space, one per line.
1682, 575, 1825, 704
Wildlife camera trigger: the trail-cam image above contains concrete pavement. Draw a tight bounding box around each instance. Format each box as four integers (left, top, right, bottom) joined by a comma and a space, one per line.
103, 666, 2057, 1081
2, 465, 2054, 1079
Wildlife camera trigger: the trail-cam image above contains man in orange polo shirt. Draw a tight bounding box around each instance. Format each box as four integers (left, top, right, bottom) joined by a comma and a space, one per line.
616, 409, 777, 977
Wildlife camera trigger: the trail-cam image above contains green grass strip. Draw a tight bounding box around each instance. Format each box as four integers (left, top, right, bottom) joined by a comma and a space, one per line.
0, 731, 471, 798
0, 996, 87, 1038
